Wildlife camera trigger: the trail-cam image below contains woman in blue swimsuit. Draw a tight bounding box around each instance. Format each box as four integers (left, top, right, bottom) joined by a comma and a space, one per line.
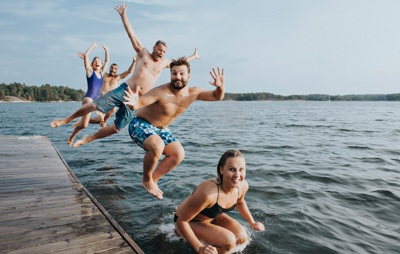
174, 150, 265, 254
68, 42, 109, 145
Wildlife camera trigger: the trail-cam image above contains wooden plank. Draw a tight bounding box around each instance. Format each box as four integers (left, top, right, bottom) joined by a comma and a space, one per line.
0, 200, 98, 222
4, 231, 129, 254
1, 219, 112, 244
0, 136, 144, 254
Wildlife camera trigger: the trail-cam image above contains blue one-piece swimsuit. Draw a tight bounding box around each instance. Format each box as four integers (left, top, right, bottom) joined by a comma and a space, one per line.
84, 72, 103, 100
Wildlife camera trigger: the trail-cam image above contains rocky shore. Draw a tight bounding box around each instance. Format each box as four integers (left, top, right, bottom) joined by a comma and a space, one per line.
1, 96, 31, 102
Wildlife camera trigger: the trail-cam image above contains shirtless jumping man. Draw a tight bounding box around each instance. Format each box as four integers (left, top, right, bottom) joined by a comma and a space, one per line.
51, 3, 201, 148
123, 57, 225, 199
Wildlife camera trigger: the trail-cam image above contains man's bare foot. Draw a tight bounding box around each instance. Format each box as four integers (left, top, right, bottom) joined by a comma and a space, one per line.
51, 119, 68, 128
72, 118, 82, 128
153, 181, 164, 194
73, 135, 90, 148
67, 134, 75, 146
142, 180, 163, 199
95, 111, 105, 121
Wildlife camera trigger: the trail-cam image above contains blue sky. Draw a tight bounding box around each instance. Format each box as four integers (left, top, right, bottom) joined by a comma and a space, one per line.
1, 0, 400, 95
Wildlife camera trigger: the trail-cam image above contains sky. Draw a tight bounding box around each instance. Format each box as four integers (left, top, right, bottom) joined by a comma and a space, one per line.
1, 0, 400, 96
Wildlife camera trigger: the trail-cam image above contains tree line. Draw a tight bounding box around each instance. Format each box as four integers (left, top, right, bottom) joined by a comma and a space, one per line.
1, 82, 400, 102
0, 82, 85, 102
224, 92, 400, 101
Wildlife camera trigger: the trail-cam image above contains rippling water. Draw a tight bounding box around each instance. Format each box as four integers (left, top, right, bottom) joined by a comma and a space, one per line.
1, 101, 400, 254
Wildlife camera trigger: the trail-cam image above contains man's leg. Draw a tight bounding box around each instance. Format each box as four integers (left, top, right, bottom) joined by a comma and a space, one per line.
51, 102, 98, 127
72, 114, 102, 127
73, 123, 119, 147
67, 112, 91, 146
141, 135, 166, 199
152, 141, 185, 183
101, 107, 117, 127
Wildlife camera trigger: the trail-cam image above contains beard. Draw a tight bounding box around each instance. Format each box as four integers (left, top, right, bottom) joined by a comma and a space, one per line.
171, 79, 188, 90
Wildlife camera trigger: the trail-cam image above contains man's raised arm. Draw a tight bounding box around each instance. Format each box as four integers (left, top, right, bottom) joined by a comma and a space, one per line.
100, 45, 110, 75
119, 56, 136, 79
186, 48, 202, 62
197, 67, 225, 101
115, 3, 144, 54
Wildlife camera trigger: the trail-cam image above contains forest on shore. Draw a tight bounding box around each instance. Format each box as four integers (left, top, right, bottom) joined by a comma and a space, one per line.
1, 82, 400, 102
0, 83, 85, 102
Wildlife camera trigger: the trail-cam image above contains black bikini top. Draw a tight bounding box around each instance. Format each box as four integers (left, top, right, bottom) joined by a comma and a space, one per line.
199, 183, 239, 219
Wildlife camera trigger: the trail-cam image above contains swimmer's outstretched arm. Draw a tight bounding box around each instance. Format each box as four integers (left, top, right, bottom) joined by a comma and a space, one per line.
236, 180, 265, 231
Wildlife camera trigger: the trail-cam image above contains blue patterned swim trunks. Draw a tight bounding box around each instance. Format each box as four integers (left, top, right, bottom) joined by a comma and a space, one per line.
128, 116, 178, 148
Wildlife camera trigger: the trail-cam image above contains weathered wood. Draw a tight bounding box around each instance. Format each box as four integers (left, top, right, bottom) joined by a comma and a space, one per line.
0, 136, 144, 254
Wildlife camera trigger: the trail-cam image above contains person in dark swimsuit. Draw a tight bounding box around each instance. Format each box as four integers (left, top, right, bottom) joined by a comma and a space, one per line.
174, 150, 265, 254
67, 41, 109, 146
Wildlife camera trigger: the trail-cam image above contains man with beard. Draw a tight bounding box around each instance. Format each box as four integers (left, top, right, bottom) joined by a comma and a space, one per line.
124, 57, 225, 200
50, 3, 200, 147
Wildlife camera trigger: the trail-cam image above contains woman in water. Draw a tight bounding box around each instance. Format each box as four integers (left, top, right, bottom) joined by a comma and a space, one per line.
68, 41, 109, 145
174, 150, 265, 254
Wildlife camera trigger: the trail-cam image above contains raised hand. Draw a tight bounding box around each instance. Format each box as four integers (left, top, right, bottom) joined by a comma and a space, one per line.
209, 67, 224, 88
193, 48, 202, 60
114, 3, 128, 16
123, 86, 140, 110
76, 52, 84, 59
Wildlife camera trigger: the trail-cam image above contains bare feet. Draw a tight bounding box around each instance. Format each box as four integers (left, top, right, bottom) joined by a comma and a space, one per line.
73, 135, 90, 148
142, 180, 163, 199
51, 119, 68, 128
95, 111, 105, 121
67, 134, 75, 146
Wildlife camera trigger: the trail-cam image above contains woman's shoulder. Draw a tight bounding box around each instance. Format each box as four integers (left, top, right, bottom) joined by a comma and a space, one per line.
241, 179, 249, 187
239, 179, 250, 195
198, 178, 218, 188
86, 68, 93, 78
195, 179, 218, 195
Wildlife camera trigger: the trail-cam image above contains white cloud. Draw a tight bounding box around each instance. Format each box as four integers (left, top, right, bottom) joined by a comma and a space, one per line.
0, 0, 65, 18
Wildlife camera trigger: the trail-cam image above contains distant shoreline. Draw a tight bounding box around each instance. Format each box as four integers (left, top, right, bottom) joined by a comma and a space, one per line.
2, 82, 400, 101
0, 96, 79, 103
2, 94, 400, 102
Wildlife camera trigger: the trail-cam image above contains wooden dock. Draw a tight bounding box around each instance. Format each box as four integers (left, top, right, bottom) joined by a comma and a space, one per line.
0, 136, 144, 254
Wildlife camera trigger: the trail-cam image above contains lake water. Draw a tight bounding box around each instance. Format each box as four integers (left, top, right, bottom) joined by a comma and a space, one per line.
1, 101, 399, 254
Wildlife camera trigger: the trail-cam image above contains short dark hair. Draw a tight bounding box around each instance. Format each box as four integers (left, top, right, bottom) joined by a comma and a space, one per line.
155, 40, 167, 47
170, 57, 190, 73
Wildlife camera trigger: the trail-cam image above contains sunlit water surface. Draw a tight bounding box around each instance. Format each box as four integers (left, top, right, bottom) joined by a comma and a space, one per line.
1, 101, 399, 254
